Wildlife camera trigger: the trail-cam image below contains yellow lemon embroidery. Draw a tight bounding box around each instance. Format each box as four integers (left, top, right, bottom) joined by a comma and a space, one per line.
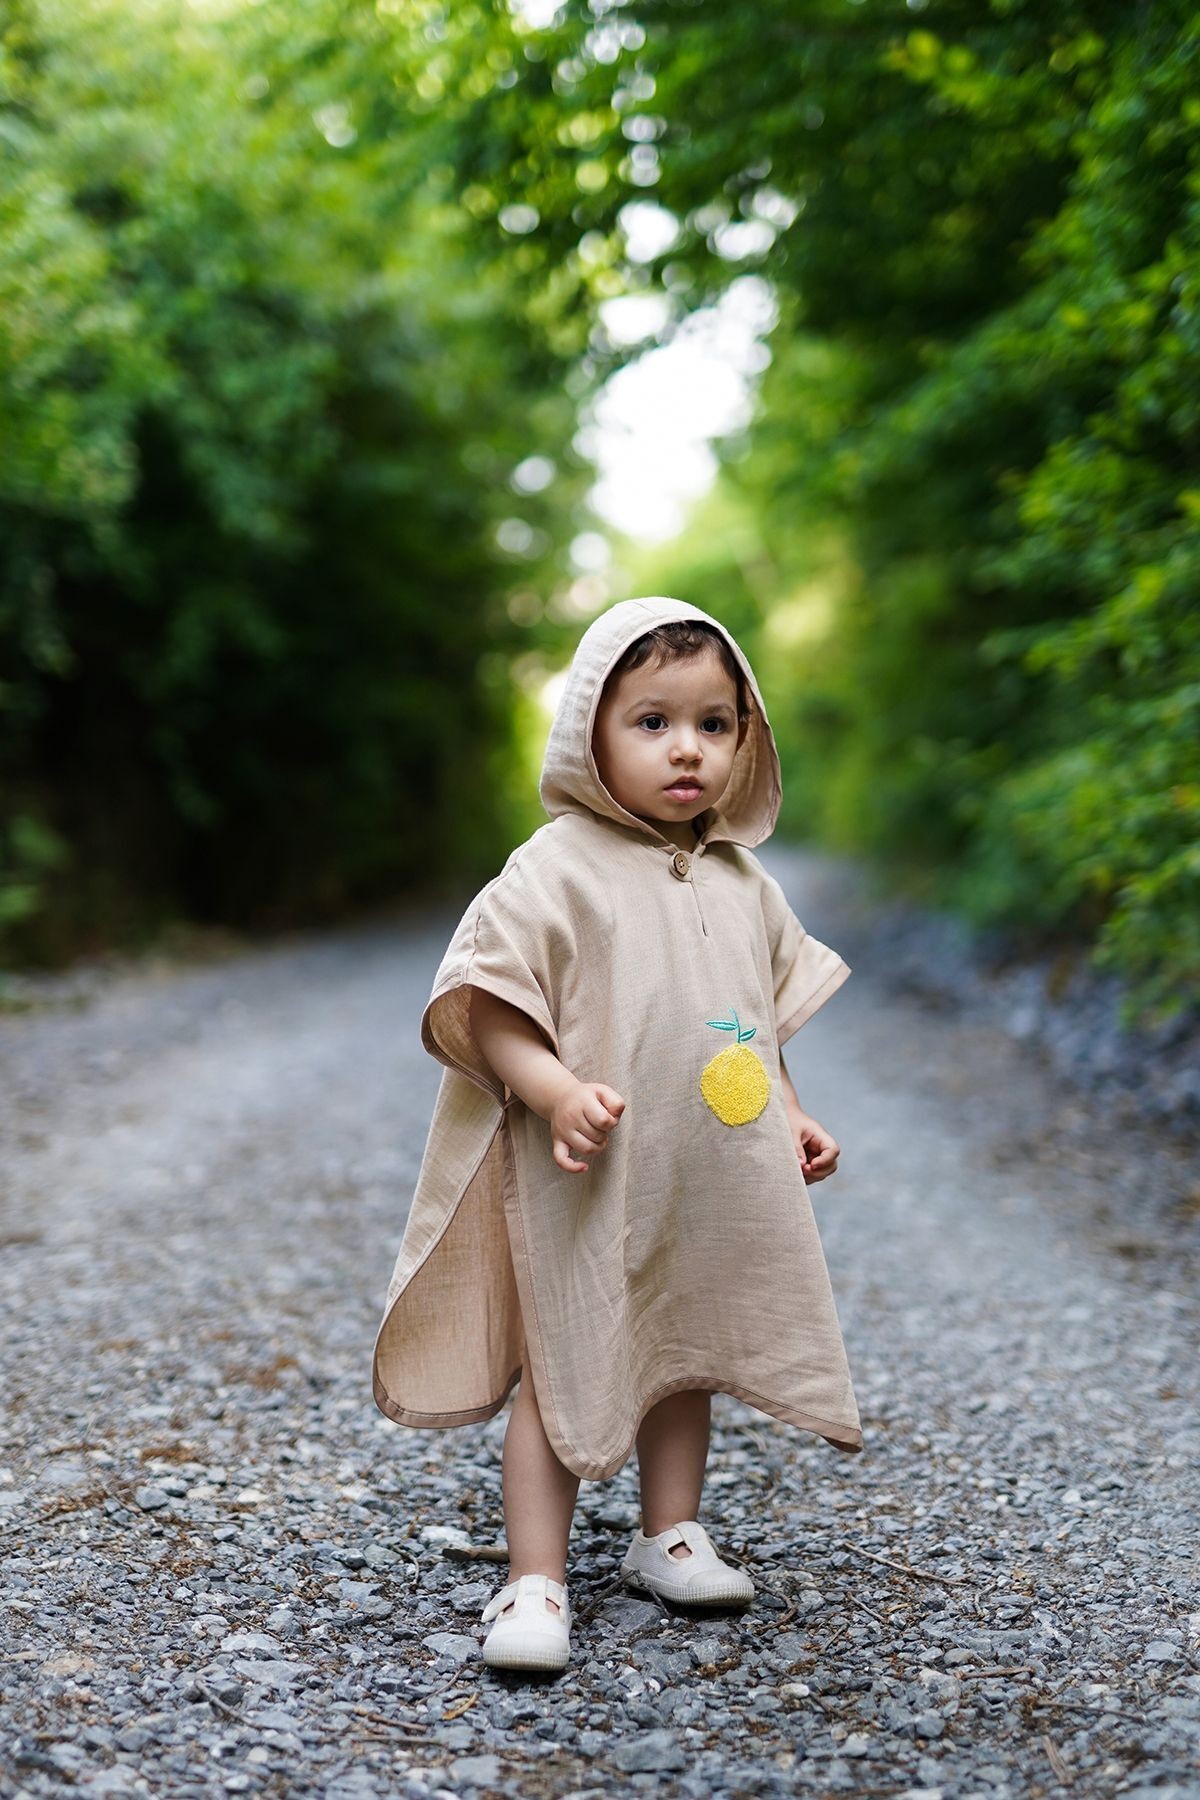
700, 1008, 770, 1125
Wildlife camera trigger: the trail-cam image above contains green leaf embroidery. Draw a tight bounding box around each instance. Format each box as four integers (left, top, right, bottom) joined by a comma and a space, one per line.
705, 1007, 757, 1043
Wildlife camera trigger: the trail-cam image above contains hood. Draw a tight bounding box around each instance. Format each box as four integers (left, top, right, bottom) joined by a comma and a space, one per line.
538, 596, 782, 851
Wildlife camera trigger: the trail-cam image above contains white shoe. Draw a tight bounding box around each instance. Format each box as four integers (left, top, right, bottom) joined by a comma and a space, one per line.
480, 1572, 571, 1671
620, 1519, 755, 1605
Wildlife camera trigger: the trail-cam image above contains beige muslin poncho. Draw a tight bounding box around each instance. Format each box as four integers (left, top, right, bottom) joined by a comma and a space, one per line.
372, 596, 862, 1479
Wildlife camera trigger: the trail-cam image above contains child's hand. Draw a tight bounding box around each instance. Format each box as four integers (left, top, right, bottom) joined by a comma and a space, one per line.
550, 1081, 626, 1174
787, 1107, 841, 1184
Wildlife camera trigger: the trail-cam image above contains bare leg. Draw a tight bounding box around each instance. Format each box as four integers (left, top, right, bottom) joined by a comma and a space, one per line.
499, 1367, 580, 1612
635, 1390, 711, 1557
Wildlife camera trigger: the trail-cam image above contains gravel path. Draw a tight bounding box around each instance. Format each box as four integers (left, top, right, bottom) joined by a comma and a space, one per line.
2, 853, 1198, 1800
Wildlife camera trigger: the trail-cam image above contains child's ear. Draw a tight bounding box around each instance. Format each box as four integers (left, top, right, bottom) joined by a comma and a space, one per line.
736, 713, 750, 750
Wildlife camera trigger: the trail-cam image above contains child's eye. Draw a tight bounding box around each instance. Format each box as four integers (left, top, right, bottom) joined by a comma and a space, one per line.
636, 709, 734, 723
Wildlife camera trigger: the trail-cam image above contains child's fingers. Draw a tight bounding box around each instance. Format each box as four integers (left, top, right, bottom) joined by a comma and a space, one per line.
595, 1085, 626, 1117
553, 1138, 589, 1173
565, 1124, 608, 1157
804, 1152, 839, 1181
582, 1098, 620, 1133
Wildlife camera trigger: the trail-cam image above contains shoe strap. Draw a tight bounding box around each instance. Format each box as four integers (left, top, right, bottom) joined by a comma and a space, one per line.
481, 1580, 518, 1623
481, 1572, 568, 1622
659, 1519, 715, 1555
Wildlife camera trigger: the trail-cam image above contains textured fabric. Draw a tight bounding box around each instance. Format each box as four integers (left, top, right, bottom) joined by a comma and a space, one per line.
372, 596, 862, 1478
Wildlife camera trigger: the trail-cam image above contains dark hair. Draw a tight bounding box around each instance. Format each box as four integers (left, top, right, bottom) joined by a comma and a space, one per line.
606, 620, 750, 722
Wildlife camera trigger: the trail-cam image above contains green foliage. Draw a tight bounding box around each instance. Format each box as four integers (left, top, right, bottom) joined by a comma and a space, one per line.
0, 0, 588, 961
0, 812, 69, 930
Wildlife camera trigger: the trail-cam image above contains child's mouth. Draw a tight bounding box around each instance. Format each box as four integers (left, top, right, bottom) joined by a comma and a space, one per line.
664, 782, 703, 800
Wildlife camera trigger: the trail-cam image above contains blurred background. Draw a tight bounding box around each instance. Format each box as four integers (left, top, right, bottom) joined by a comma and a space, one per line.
2, 0, 1197, 1019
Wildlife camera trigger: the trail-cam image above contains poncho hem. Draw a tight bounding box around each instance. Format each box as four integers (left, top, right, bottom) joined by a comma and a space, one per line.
527, 1370, 864, 1480
371, 1366, 862, 1477
372, 1364, 523, 1429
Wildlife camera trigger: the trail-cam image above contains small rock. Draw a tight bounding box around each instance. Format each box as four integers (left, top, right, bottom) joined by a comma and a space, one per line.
611, 1729, 686, 1773
231, 1658, 309, 1687
449, 1753, 504, 1786
421, 1631, 477, 1665
246, 1707, 302, 1732
449, 1581, 492, 1612
337, 1580, 377, 1603
86, 1771, 142, 1796
595, 1595, 661, 1632
436, 1724, 477, 1752
420, 1525, 471, 1549
41, 1652, 95, 1677
771, 1631, 812, 1664
134, 1485, 170, 1511
362, 1543, 398, 1569
594, 1504, 641, 1530
203, 1675, 246, 1706
219, 1632, 284, 1657
355, 1596, 393, 1618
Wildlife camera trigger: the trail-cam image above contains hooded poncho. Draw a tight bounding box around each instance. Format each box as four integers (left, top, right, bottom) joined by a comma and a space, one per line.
372, 597, 862, 1479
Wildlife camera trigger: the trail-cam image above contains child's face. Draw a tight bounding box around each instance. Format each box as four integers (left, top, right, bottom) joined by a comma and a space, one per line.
592, 646, 747, 839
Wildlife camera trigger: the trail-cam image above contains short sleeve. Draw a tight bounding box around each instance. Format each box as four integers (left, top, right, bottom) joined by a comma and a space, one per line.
760, 870, 852, 1045
420, 856, 566, 1104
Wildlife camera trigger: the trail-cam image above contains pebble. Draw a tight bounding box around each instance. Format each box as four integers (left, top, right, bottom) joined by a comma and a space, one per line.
610, 1730, 686, 1773
420, 1632, 477, 1665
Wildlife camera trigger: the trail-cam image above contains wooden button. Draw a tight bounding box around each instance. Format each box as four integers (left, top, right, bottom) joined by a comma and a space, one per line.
671, 851, 690, 879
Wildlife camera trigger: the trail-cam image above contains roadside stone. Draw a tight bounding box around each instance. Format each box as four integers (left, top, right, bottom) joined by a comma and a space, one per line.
420, 1632, 476, 1665
611, 1730, 687, 1773
594, 1595, 662, 1633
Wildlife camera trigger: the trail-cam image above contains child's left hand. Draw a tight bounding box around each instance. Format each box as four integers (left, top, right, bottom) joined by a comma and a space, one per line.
785, 1105, 841, 1184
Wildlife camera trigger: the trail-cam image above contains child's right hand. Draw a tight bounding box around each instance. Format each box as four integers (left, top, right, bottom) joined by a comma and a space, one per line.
550, 1081, 626, 1174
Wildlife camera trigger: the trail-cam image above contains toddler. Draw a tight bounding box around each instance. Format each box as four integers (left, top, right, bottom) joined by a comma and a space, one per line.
372, 596, 861, 1671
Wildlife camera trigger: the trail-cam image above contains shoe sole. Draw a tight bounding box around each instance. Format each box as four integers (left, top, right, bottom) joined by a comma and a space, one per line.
482, 1637, 570, 1672
620, 1568, 754, 1606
